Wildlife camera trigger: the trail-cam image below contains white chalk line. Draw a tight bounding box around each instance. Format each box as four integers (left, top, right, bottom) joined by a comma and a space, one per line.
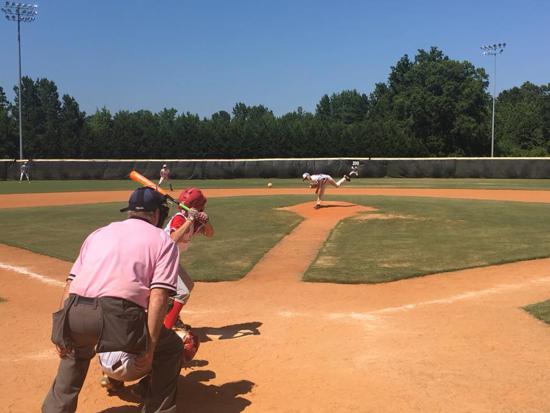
278, 276, 550, 322
0, 262, 65, 287
2, 261, 549, 324
0, 349, 56, 363
371, 276, 550, 316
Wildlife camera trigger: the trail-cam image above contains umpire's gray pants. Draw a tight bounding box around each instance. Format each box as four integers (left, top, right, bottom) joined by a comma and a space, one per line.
42, 295, 183, 413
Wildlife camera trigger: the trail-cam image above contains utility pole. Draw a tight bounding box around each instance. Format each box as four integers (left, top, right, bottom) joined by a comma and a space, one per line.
481, 43, 506, 158
1, 1, 39, 160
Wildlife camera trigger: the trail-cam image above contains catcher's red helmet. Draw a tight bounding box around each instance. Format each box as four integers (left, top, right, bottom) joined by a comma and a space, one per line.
178, 188, 207, 211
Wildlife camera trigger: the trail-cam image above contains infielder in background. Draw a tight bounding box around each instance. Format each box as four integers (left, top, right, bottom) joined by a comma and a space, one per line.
158, 164, 174, 191
163, 187, 214, 329
302, 169, 358, 209
19, 161, 30, 182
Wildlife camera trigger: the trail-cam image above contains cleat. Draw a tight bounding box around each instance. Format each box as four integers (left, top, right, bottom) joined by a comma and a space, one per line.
314, 204, 321, 209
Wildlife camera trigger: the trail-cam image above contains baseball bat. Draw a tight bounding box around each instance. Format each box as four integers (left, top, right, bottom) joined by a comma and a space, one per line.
129, 170, 191, 212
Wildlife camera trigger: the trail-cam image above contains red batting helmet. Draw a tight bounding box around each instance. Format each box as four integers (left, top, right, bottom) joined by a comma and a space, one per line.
178, 187, 207, 211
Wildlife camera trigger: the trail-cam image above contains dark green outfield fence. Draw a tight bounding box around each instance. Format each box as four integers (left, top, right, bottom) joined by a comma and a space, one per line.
1, 158, 550, 180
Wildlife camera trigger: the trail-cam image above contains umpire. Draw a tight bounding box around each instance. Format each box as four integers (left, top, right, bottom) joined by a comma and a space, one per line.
42, 187, 183, 413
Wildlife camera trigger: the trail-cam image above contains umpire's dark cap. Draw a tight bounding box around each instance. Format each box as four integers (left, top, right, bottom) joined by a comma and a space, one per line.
120, 187, 166, 212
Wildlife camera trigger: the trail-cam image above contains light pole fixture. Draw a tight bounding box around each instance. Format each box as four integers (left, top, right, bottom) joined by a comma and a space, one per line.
1, 1, 39, 160
481, 42, 506, 158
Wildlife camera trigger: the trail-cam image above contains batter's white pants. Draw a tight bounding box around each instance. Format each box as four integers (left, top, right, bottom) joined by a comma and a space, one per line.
174, 264, 194, 304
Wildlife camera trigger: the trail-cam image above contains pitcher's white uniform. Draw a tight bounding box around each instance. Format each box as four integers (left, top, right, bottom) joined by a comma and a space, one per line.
302, 172, 351, 208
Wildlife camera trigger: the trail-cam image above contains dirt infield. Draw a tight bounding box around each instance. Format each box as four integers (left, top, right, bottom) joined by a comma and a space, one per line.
1, 188, 550, 412
0, 186, 550, 209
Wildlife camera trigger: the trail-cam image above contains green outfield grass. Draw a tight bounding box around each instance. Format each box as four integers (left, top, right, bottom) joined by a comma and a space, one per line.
0, 196, 306, 281
1, 194, 550, 284
304, 195, 550, 283
524, 300, 550, 325
1, 177, 550, 194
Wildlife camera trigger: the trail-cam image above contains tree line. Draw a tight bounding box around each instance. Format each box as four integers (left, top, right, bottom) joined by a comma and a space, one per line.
0, 47, 549, 159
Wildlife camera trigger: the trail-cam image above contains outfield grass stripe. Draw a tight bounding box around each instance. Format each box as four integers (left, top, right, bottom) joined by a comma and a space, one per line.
0, 263, 64, 287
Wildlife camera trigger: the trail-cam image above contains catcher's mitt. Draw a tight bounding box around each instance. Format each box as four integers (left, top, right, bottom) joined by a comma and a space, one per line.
175, 326, 200, 363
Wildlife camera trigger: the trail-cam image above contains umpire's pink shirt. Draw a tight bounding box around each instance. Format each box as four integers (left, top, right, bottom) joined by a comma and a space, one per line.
68, 218, 179, 308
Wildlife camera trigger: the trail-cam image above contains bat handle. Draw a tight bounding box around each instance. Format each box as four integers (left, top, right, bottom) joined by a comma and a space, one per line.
178, 202, 191, 212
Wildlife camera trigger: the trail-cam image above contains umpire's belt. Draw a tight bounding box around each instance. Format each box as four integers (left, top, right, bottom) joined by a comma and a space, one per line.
74, 295, 98, 306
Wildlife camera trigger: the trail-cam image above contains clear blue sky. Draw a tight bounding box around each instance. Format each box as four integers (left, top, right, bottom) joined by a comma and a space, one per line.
1, 0, 549, 117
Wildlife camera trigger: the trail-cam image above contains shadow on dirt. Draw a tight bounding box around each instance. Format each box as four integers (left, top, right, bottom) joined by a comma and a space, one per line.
98, 370, 254, 413
193, 321, 262, 342
315, 203, 356, 209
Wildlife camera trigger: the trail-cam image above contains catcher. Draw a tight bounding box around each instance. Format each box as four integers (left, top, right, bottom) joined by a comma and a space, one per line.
302, 169, 358, 209
99, 321, 200, 396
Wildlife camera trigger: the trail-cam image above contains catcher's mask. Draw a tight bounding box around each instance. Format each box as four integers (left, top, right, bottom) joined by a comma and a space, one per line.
178, 188, 207, 212
121, 187, 170, 228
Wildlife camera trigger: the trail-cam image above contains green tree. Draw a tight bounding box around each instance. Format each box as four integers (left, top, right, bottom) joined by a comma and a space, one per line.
496, 82, 550, 155
315, 94, 332, 119
0, 87, 16, 158
59, 95, 86, 157
330, 90, 369, 124
156, 108, 178, 158
84, 107, 113, 157
368, 47, 491, 156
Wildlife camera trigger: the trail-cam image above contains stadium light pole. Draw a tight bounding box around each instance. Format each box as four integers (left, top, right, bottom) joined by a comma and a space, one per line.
1, 1, 39, 160
481, 43, 506, 158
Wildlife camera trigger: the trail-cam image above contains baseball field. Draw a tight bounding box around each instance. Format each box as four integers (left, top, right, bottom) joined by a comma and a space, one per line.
1, 179, 550, 412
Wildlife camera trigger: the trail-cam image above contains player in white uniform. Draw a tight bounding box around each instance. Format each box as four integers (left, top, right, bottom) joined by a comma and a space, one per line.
302, 169, 358, 209
158, 164, 173, 191
19, 162, 30, 182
